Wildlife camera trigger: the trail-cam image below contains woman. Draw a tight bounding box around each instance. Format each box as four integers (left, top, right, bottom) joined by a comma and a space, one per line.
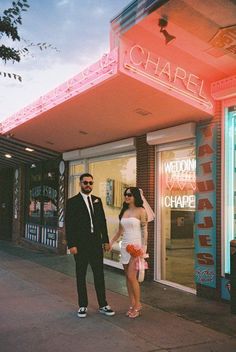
110, 187, 149, 319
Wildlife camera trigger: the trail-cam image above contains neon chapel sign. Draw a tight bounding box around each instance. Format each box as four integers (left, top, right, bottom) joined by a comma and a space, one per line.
162, 158, 196, 209
124, 44, 212, 110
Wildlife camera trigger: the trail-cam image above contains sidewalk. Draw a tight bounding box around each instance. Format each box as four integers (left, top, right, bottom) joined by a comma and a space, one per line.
1, 240, 236, 352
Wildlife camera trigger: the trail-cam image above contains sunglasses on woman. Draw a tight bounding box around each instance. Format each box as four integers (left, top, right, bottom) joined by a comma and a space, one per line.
124, 192, 133, 197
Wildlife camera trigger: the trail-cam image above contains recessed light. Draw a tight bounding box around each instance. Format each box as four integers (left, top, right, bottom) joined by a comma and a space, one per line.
25, 147, 34, 152
5, 154, 12, 158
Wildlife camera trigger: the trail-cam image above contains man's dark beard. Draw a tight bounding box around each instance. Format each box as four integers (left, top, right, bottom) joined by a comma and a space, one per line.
82, 188, 91, 194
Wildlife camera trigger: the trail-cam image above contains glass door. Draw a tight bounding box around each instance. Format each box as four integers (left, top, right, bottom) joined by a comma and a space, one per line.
157, 142, 196, 290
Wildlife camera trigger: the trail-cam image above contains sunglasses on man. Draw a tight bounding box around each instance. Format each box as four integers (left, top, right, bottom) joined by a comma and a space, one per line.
82, 181, 94, 185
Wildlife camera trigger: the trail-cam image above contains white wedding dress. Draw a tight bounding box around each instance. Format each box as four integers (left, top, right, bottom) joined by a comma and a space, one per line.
120, 217, 142, 264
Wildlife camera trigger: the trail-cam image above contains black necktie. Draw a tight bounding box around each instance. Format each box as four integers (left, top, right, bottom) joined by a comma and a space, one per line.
87, 196, 95, 229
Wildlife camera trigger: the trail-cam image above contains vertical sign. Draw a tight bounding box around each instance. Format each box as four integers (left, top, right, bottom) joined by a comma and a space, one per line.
195, 123, 217, 287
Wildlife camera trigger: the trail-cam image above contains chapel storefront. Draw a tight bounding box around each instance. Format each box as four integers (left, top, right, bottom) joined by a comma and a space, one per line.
0, 0, 236, 301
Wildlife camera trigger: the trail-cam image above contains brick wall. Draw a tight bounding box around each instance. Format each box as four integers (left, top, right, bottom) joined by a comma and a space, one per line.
136, 135, 155, 280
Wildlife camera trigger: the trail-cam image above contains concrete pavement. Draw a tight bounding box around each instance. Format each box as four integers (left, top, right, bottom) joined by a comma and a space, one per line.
1, 241, 236, 351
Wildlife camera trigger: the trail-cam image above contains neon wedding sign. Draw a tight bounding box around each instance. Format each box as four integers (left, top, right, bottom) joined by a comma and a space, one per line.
122, 43, 213, 113
162, 157, 196, 209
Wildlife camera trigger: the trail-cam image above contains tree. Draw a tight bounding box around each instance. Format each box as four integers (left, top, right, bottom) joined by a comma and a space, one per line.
0, 0, 57, 81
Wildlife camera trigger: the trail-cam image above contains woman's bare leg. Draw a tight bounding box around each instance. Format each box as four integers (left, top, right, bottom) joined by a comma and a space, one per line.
123, 264, 135, 307
126, 258, 141, 310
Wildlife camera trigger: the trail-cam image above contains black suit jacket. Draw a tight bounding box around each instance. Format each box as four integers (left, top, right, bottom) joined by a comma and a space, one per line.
65, 193, 109, 249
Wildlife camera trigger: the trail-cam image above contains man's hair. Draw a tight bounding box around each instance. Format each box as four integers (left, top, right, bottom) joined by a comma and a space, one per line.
80, 173, 93, 181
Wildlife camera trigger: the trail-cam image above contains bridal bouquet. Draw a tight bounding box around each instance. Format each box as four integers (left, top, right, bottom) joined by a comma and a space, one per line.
126, 244, 143, 257
126, 244, 149, 282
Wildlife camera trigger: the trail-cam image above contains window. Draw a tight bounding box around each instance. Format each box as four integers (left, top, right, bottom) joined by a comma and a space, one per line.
89, 154, 136, 263
68, 153, 136, 264
26, 160, 59, 228
68, 162, 85, 197
224, 106, 236, 274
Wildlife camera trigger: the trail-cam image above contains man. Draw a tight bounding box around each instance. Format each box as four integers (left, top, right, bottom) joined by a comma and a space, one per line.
65, 173, 115, 318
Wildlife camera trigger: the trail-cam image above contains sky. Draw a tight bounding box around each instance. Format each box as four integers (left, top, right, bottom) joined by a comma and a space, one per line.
0, 0, 130, 121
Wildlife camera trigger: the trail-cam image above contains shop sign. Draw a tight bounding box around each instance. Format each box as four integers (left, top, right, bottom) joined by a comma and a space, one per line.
46, 228, 57, 241
195, 124, 216, 288
121, 42, 213, 113
162, 157, 196, 208
163, 195, 195, 208
30, 185, 57, 201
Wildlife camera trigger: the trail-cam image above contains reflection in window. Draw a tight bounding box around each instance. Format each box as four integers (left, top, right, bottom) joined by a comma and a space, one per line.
42, 160, 59, 227
27, 160, 59, 227
28, 164, 42, 224
68, 162, 85, 197
89, 154, 136, 263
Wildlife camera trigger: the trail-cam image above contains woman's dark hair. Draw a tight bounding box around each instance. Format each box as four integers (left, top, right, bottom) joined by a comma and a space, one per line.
119, 187, 143, 220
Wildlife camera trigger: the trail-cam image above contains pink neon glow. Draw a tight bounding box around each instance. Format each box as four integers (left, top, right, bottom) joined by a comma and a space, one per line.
120, 40, 214, 114
1, 48, 119, 134
211, 75, 236, 99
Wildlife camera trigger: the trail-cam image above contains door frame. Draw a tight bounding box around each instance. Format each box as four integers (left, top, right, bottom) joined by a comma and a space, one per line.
154, 139, 196, 294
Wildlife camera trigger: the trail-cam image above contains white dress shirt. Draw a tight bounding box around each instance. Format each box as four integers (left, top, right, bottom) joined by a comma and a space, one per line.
80, 192, 94, 233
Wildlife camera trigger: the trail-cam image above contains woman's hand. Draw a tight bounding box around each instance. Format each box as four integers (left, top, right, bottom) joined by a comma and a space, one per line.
108, 240, 114, 252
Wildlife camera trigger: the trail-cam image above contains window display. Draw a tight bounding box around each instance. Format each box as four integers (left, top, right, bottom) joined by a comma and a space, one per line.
68, 153, 136, 264
89, 154, 136, 263
26, 160, 59, 231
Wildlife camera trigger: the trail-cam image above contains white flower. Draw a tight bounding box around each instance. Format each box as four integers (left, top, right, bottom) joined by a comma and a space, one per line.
93, 199, 99, 203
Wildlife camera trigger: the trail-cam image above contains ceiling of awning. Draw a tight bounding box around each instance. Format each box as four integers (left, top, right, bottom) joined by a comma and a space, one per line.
0, 71, 212, 154
0, 136, 60, 170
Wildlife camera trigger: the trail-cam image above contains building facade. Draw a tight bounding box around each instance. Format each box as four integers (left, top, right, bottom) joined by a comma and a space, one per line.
0, 0, 235, 301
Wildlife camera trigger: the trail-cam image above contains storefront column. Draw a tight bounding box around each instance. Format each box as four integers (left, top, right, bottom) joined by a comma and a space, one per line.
57, 160, 68, 254
12, 166, 26, 243
136, 135, 155, 280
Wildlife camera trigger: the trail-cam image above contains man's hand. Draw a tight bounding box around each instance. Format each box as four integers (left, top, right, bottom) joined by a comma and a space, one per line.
69, 247, 78, 255
103, 243, 110, 252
